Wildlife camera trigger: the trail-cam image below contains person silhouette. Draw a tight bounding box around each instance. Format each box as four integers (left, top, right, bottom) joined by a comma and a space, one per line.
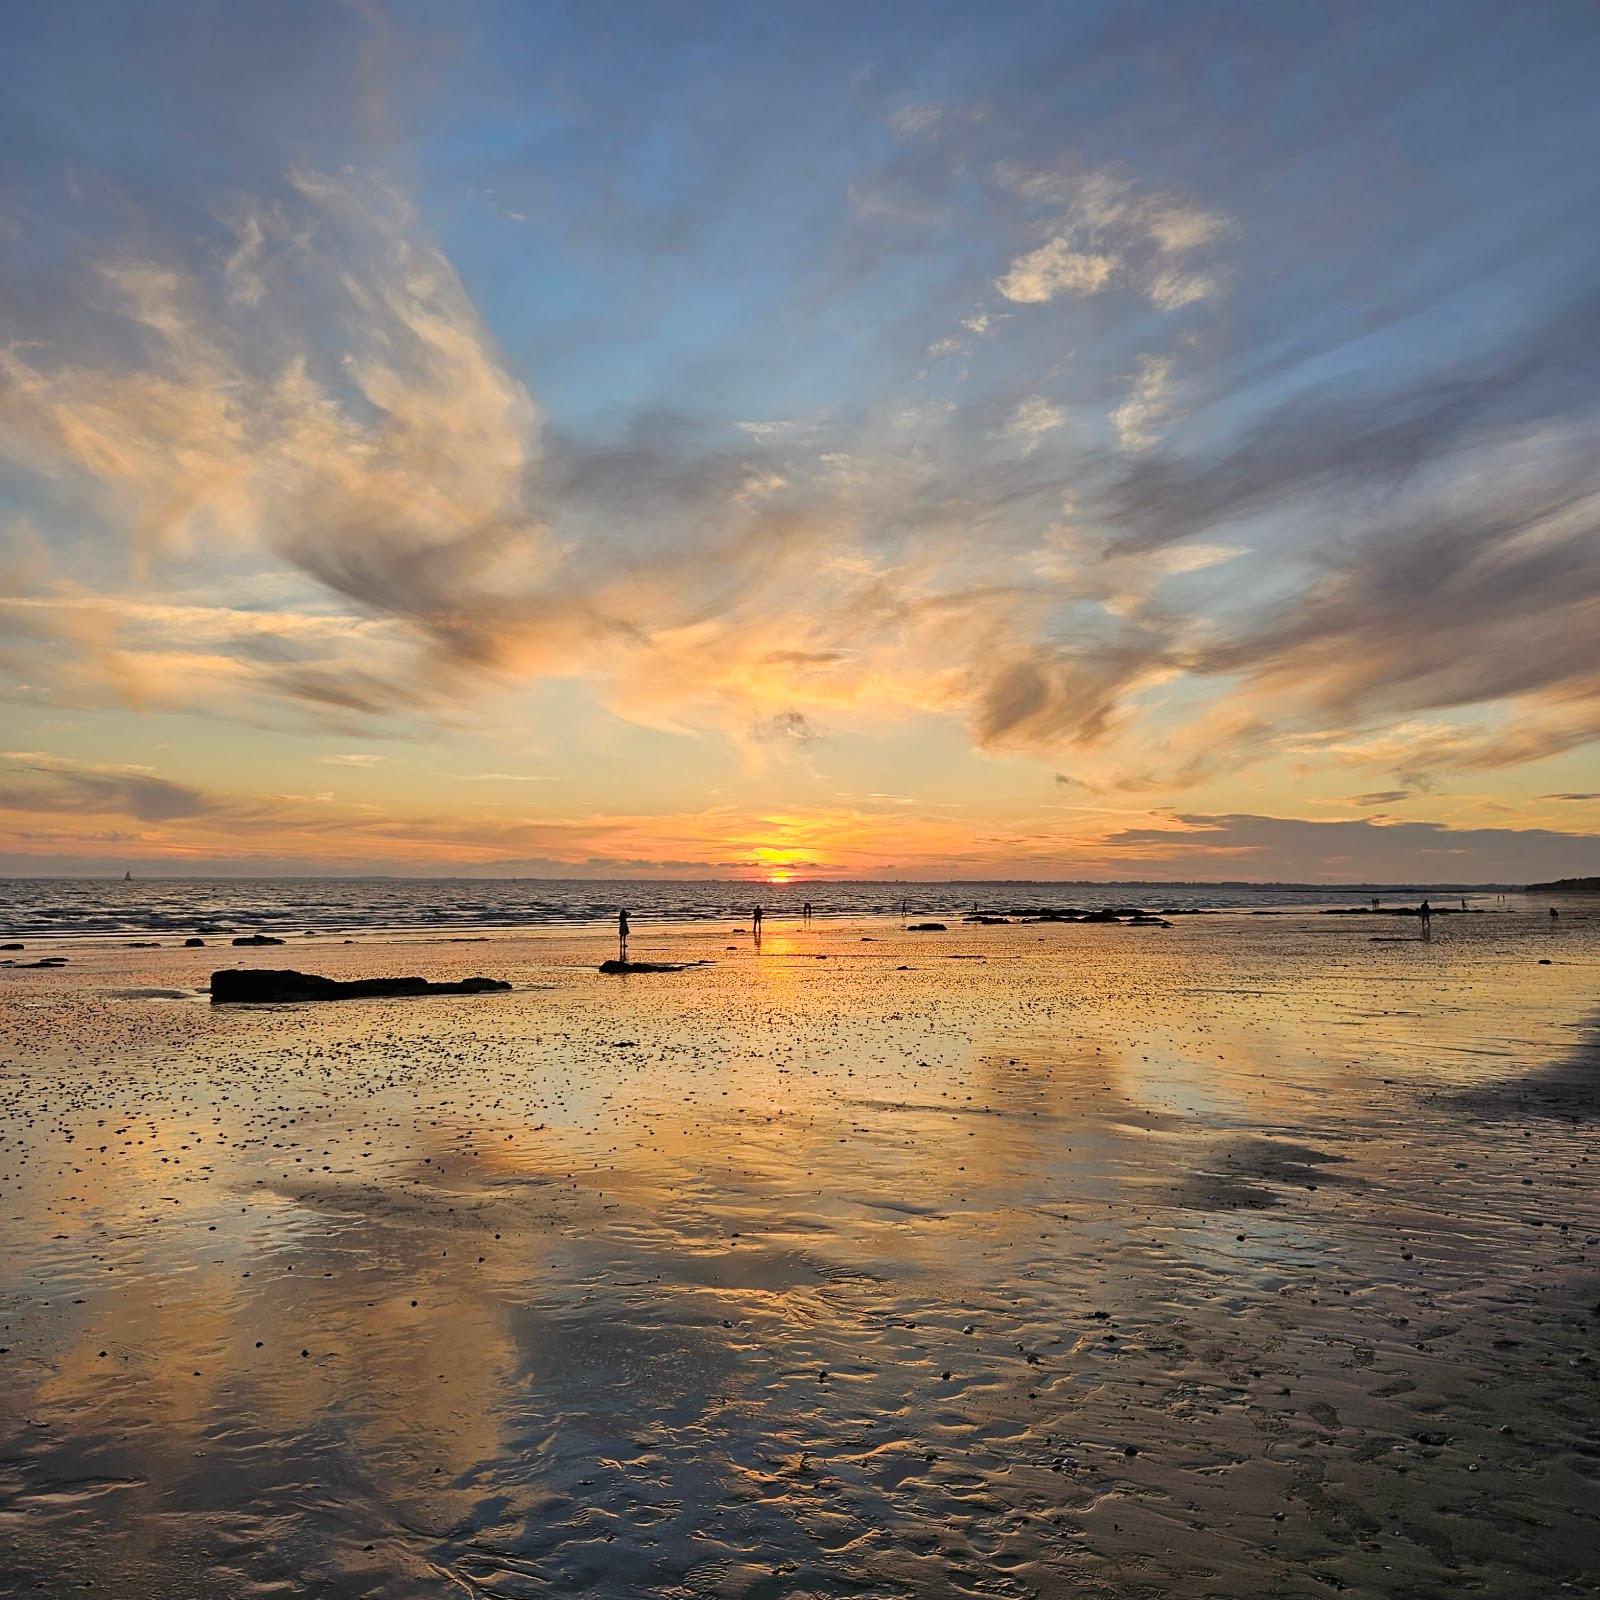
1550, 906, 1560, 921
753, 904, 763, 943
1419, 899, 1431, 938
618, 908, 630, 963
803, 900, 812, 922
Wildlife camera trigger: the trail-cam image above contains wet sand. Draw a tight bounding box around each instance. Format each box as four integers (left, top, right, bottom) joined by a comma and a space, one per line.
1, 904, 1597, 1597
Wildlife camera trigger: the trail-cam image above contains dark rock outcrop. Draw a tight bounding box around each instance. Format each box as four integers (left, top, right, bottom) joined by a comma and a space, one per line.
598, 959, 699, 974
211, 968, 510, 1004
231, 934, 285, 946
908, 922, 948, 931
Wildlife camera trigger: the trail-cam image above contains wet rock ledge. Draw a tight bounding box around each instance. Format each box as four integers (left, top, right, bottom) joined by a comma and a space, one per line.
211, 969, 511, 1004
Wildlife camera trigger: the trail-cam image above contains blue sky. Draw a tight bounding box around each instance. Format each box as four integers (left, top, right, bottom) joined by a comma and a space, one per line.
1, 1, 1598, 878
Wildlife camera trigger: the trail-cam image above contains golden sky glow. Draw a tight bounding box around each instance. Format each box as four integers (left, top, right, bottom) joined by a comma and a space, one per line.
1, 7, 1598, 880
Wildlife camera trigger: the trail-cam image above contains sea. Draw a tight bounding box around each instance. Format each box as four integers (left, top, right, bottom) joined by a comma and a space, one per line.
0, 876, 1518, 940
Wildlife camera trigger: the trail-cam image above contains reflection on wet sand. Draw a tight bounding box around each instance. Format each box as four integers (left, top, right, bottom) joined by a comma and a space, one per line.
1, 904, 1597, 1596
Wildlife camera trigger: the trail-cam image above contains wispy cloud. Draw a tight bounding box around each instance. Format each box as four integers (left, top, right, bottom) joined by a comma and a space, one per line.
1004, 396, 1067, 451
995, 167, 1228, 310
1111, 354, 1177, 451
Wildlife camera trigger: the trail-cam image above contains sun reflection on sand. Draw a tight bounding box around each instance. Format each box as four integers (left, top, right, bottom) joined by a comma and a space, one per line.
1, 908, 1597, 1595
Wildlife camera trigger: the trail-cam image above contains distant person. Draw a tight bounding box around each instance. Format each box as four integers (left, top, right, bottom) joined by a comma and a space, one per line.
1419, 899, 1432, 938
1550, 906, 1560, 921
618, 908, 630, 963
1461, 898, 1468, 911
1371, 896, 1379, 910
803, 900, 812, 922
753, 904, 763, 941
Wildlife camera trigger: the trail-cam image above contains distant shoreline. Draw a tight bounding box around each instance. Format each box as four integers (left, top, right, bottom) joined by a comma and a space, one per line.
0, 874, 1533, 890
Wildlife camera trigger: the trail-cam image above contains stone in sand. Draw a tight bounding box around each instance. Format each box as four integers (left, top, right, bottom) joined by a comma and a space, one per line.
231, 934, 285, 946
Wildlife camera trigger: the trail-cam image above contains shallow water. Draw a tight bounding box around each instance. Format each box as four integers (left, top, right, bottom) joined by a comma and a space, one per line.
0, 875, 1514, 939
1, 903, 1597, 1597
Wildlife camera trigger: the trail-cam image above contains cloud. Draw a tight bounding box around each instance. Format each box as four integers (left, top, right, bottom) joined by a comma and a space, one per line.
3, 161, 1596, 810
1111, 354, 1176, 451
748, 709, 821, 744
995, 167, 1228, 309
1103, 811, 1600, 883
1147, 268, 1220, 311
1196, 450, 1600, 755
997, 240, 1117, 303
1005, 396, 1067, 450
890, 104, 944, 137
1100, 296, 1600, 552
0, 752, 219, 822
1350, 790, 1411, 806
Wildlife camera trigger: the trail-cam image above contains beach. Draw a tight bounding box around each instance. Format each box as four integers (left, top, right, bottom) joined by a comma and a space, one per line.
1, 897, 1596, 1597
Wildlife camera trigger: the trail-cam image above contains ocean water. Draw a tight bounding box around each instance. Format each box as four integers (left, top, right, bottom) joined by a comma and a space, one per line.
0, 876, 1515, 940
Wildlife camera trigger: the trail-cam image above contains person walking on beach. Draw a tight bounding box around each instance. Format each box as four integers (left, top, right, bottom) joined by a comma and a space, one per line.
617, 908, 630, 963
1419, 899, 1431, 938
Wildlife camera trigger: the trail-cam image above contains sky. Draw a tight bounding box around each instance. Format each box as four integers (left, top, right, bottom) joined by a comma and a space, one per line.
1, 0, 1598, 882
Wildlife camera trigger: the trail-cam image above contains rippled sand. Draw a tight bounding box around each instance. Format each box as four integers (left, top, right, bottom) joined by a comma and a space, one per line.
2, 904, 1597, 1597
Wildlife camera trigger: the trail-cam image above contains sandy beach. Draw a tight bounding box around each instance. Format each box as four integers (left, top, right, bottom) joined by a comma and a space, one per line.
0, 898, 1595, 1598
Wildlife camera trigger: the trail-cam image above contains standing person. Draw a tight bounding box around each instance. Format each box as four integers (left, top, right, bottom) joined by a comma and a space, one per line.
1419, 899, 1432, 938
618, 908, 630, 964
753, 904, 763, 943
803, 900, 812, 923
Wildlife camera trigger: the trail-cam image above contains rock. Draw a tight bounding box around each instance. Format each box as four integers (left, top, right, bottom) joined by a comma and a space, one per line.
598, 959, 698, 974
0, 942, 22, 950
908, 922, 948, 932
231, 934, 285, 946
3, 956, 67, 968
184, 937, 205, 947
211, 968, 511, 1004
